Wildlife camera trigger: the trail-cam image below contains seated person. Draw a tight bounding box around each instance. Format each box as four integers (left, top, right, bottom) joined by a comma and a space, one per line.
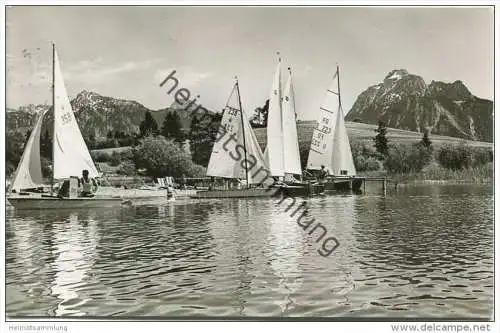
317, 165, 329, 182
78, 169, 98, 197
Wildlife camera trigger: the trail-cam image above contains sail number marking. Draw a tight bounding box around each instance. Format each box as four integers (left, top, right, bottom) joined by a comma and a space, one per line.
227, 107, 239, 116
61, 112, 72, 125
224, 123, 234, 133
311, 137, 328, 151
311, 122, 331, 151
318, 125, 331, 134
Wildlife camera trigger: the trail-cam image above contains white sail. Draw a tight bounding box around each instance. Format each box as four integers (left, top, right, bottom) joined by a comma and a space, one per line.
331, 106, 356, 176
306, 67, 356, 176
281, 68, 302, 175
10, 109, 47, 191
242, 110, 272, 185
52, 48, 99, 179
265, 57, 284, 176
207, 82, 269, 184
306, 70, 340, 173
207, 83, 244, 180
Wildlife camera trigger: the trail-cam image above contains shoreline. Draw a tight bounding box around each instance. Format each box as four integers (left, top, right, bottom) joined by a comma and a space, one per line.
390, 179, 493, 186
359, 162, 493, 186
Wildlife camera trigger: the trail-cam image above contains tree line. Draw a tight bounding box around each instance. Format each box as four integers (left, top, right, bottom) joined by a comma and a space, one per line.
5, 109, 222, 179
6, 106, 492, 181
352, 120, 493, 175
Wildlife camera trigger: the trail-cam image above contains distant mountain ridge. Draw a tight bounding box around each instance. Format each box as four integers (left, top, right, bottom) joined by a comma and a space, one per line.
6, 104, 46, 131
346, 69, 493, 142
6, 90, 212, 139
7, 71, 493, 143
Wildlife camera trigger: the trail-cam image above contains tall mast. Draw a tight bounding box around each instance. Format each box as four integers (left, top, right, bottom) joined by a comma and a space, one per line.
289, 66, 302, 181
51, 43, 55, 194
235, 76, 249, 187
336, 64, 343, 116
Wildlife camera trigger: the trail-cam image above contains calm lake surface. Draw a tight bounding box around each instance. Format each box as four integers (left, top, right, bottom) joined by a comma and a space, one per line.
5, 184, 493, 318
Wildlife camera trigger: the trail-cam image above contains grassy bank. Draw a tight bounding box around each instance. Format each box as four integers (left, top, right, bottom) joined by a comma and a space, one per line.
254, 121, 493, 150
359, 162, 493, 184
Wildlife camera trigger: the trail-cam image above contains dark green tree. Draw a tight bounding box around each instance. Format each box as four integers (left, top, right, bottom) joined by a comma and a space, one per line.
420, 129, 432, 148
24, 129, 32, 146
6, 130, 25, 175
373, 120, 389, 157
385, 143, 432, 173
85, 133, 96, 149
133, 136, 201, 178
109, 151, 122, 167
437, 143, 473, 170
117, 160, 136, 176
40, 156, 52, 178
161, 111, 184, 143
40, 129, 52, 159
139, 111, 159, 138
189, 113, 222, 167
250, 99, 269, 127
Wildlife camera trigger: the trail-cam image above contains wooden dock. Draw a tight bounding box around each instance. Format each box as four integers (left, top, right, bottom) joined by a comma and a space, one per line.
355, 177, 388, 195
179, 176, 389, 196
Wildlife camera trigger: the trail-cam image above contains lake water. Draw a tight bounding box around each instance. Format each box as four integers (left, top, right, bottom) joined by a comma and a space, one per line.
5, 184, 494, 318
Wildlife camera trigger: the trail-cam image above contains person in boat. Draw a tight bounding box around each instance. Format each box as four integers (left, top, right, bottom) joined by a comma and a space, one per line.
317, 165, 329, 183
78, 169, 98, 197
302, 169, 315, 181
181, 174, 187, 190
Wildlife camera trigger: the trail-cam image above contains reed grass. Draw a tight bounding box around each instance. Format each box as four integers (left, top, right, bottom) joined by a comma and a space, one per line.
359, 162, 493, 184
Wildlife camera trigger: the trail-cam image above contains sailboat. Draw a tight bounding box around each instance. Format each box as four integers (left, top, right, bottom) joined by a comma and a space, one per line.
264, 54, 323, 196
264, 54, 285, 178
306, 65, 362, 192
190, 78, 280, 199
7, 44, 123, 209
281, 67, 302, 179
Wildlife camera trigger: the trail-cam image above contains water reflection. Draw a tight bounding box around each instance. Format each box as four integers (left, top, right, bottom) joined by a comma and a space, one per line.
6, 208, 118, 317
234, 200, 255, 315
5, 185, 494, 318
50, 211, 99, 316
351, 185, 494, 317
205, 199, 249, 315
267, 203, 305, 314
304, 194, 358, 316
6, 211, 54, 313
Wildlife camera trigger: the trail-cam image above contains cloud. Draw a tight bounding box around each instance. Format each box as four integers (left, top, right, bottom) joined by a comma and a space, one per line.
295, 63, 312, 76
64, 58, 162, 83
6, 53, 51, 88
6, 54, 162, 88
154, 66, 213, 91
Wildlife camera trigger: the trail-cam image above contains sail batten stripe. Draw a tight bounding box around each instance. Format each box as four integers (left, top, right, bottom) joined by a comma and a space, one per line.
310, 148, 322, 154
319, 107, 334, 114
327, 89, 339, 95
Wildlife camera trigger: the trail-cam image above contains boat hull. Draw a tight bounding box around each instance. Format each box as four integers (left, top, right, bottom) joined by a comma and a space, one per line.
281, 182, 325, 197
7, 196, 123, 210
323, 178, 363, 192
96, 187, 175, 200
190, 187, 280, 199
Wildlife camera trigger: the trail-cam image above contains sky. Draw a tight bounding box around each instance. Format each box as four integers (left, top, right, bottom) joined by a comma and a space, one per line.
5, 6, 494, 120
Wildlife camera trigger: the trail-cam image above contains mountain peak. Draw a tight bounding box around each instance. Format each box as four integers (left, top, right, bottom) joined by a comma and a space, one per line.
8, 90, 215, 141
384, 69, 409, 81
346, 69, 492, 142
72, 90, 105, 110
428, 80, 472, 100
75, 90, 102, 100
